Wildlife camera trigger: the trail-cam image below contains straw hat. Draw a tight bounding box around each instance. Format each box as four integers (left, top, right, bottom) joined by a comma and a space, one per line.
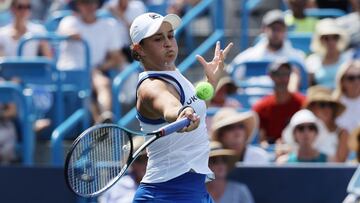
310, 18, 349, 55
215, 76, 237, 95
209, 141, 238, 169
282, 109, 327, 149
211, 108, 258, 143
304, 85, 346, 118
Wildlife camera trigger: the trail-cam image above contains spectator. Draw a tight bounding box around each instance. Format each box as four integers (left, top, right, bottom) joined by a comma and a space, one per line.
252, 60, 306, 145
305, 85, 349, 162
0, 0, 52, 57
229, 9, 306, 70
98, 136, 147, 203
335, 0, 360, 49
334, 60, 360, 133
278, 109, 328, 163
211, 107, 270, 164
229, 9, 306, 92
0, 79, 18, 164
206, 141, 255, 203
306, 18, 351, 89
167, 0, 201, 17
209, 75, 241, 108
57, 0, 122, 123
284, 0, 318, 33
103, 0, 146, 63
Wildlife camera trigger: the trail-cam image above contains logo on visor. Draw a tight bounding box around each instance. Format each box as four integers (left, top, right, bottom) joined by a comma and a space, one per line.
149, 14, 161, 19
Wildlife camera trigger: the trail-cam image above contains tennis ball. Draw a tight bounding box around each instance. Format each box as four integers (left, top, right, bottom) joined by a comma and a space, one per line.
196, 81, 214, 101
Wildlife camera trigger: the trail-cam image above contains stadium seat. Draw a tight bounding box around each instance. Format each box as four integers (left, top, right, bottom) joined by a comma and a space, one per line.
304, 8, 346, 18
288, 32, 312, 55
16, 33, 92, 128
229, 59, 308, 92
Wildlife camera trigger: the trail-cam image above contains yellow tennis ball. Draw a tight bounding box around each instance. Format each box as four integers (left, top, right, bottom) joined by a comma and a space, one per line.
195, 81, 214, 101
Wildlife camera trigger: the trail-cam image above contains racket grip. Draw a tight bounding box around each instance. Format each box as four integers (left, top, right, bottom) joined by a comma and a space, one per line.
161, 118, 191, 136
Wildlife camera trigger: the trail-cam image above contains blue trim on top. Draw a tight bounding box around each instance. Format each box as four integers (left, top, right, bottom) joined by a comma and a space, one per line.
136, 73, 186, 124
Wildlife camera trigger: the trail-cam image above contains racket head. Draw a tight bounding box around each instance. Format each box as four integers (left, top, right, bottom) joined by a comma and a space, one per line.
64, 124, 134, 197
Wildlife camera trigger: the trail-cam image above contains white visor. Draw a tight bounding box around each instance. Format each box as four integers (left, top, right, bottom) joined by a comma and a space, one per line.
130, 12, 181, 44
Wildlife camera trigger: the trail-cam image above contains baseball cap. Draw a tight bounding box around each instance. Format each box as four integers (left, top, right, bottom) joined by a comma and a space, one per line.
262, 9, 285, 26
268, 59, 292, 73
130, 12, 182, 44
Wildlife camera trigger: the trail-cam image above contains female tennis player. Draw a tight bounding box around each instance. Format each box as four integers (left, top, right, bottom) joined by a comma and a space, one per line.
129, 12, 233, 202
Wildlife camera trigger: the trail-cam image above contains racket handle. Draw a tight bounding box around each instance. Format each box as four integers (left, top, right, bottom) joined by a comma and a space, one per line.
160, 118, 191, 136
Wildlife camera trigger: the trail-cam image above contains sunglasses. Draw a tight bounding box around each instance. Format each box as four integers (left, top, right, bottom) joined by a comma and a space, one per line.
220, 123, 245, 132
343, 74, 360, 82
14, 4, 31, 10
321, 34, 340, 41
295, 124, 317, 132
313, 101, 335, 109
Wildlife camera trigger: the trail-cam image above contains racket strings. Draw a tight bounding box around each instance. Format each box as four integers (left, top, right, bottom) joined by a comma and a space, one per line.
67, 126, 131, 196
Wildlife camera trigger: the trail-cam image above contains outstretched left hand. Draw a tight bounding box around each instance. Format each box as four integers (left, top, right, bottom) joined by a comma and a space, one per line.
196, 41, 233, 88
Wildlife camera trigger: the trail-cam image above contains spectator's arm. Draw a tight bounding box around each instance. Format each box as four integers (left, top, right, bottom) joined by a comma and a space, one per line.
97, 50, 122, 71
335, 128, 350, 162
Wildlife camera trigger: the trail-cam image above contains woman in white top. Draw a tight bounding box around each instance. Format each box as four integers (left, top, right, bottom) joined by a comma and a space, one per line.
0, 0, 51, 57
305, 18, 351, 89
334, 60, 360, 134
130, 12, 233, 202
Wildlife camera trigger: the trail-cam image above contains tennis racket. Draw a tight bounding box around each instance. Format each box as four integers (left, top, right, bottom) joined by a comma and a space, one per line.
64, 117, 190, 198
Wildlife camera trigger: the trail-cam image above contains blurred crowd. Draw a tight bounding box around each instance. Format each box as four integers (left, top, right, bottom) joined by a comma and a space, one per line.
0, 0, 359, 202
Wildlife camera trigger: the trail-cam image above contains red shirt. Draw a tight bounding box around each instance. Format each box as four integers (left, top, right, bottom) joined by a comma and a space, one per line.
252, 92, 306, 143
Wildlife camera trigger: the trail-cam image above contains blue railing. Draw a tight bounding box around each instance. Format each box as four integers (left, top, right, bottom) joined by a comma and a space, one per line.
51, 108, 88, 166
17, 33, 91, 126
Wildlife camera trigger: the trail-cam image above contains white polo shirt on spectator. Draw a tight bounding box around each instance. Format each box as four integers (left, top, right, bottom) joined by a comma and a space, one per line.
57, 16, 122, 70
0, 22, 46, 57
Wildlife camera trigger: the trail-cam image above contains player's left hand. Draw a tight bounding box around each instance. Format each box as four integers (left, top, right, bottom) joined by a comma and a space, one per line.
196, 41, 233, 88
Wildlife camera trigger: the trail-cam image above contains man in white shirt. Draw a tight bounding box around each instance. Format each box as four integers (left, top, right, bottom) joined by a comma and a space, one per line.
228, 9, 306, 93
57, 0, 122, 123
230, 9, 305, 68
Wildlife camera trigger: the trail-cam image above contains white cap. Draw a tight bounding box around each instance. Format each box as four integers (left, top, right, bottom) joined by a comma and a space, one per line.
130, 12, 182, 44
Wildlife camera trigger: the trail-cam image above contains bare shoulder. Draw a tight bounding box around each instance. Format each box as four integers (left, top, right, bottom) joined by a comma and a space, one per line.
138, 78, 169, 99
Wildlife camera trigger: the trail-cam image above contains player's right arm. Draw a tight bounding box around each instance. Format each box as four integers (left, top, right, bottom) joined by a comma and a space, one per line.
136, 78, 199, 132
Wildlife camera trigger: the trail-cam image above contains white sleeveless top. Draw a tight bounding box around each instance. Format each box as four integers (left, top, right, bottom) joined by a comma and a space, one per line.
136, 69, 213, 183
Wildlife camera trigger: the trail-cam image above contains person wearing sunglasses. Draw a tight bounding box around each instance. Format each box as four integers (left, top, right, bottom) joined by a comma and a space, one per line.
211, 107, 270, 164
304, 85, 349, 162
206, 141, 255, 203
334, 60, 360, 135
279, 109, 328, 163
0, 0, 52, 57
305, 18, 351, 89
